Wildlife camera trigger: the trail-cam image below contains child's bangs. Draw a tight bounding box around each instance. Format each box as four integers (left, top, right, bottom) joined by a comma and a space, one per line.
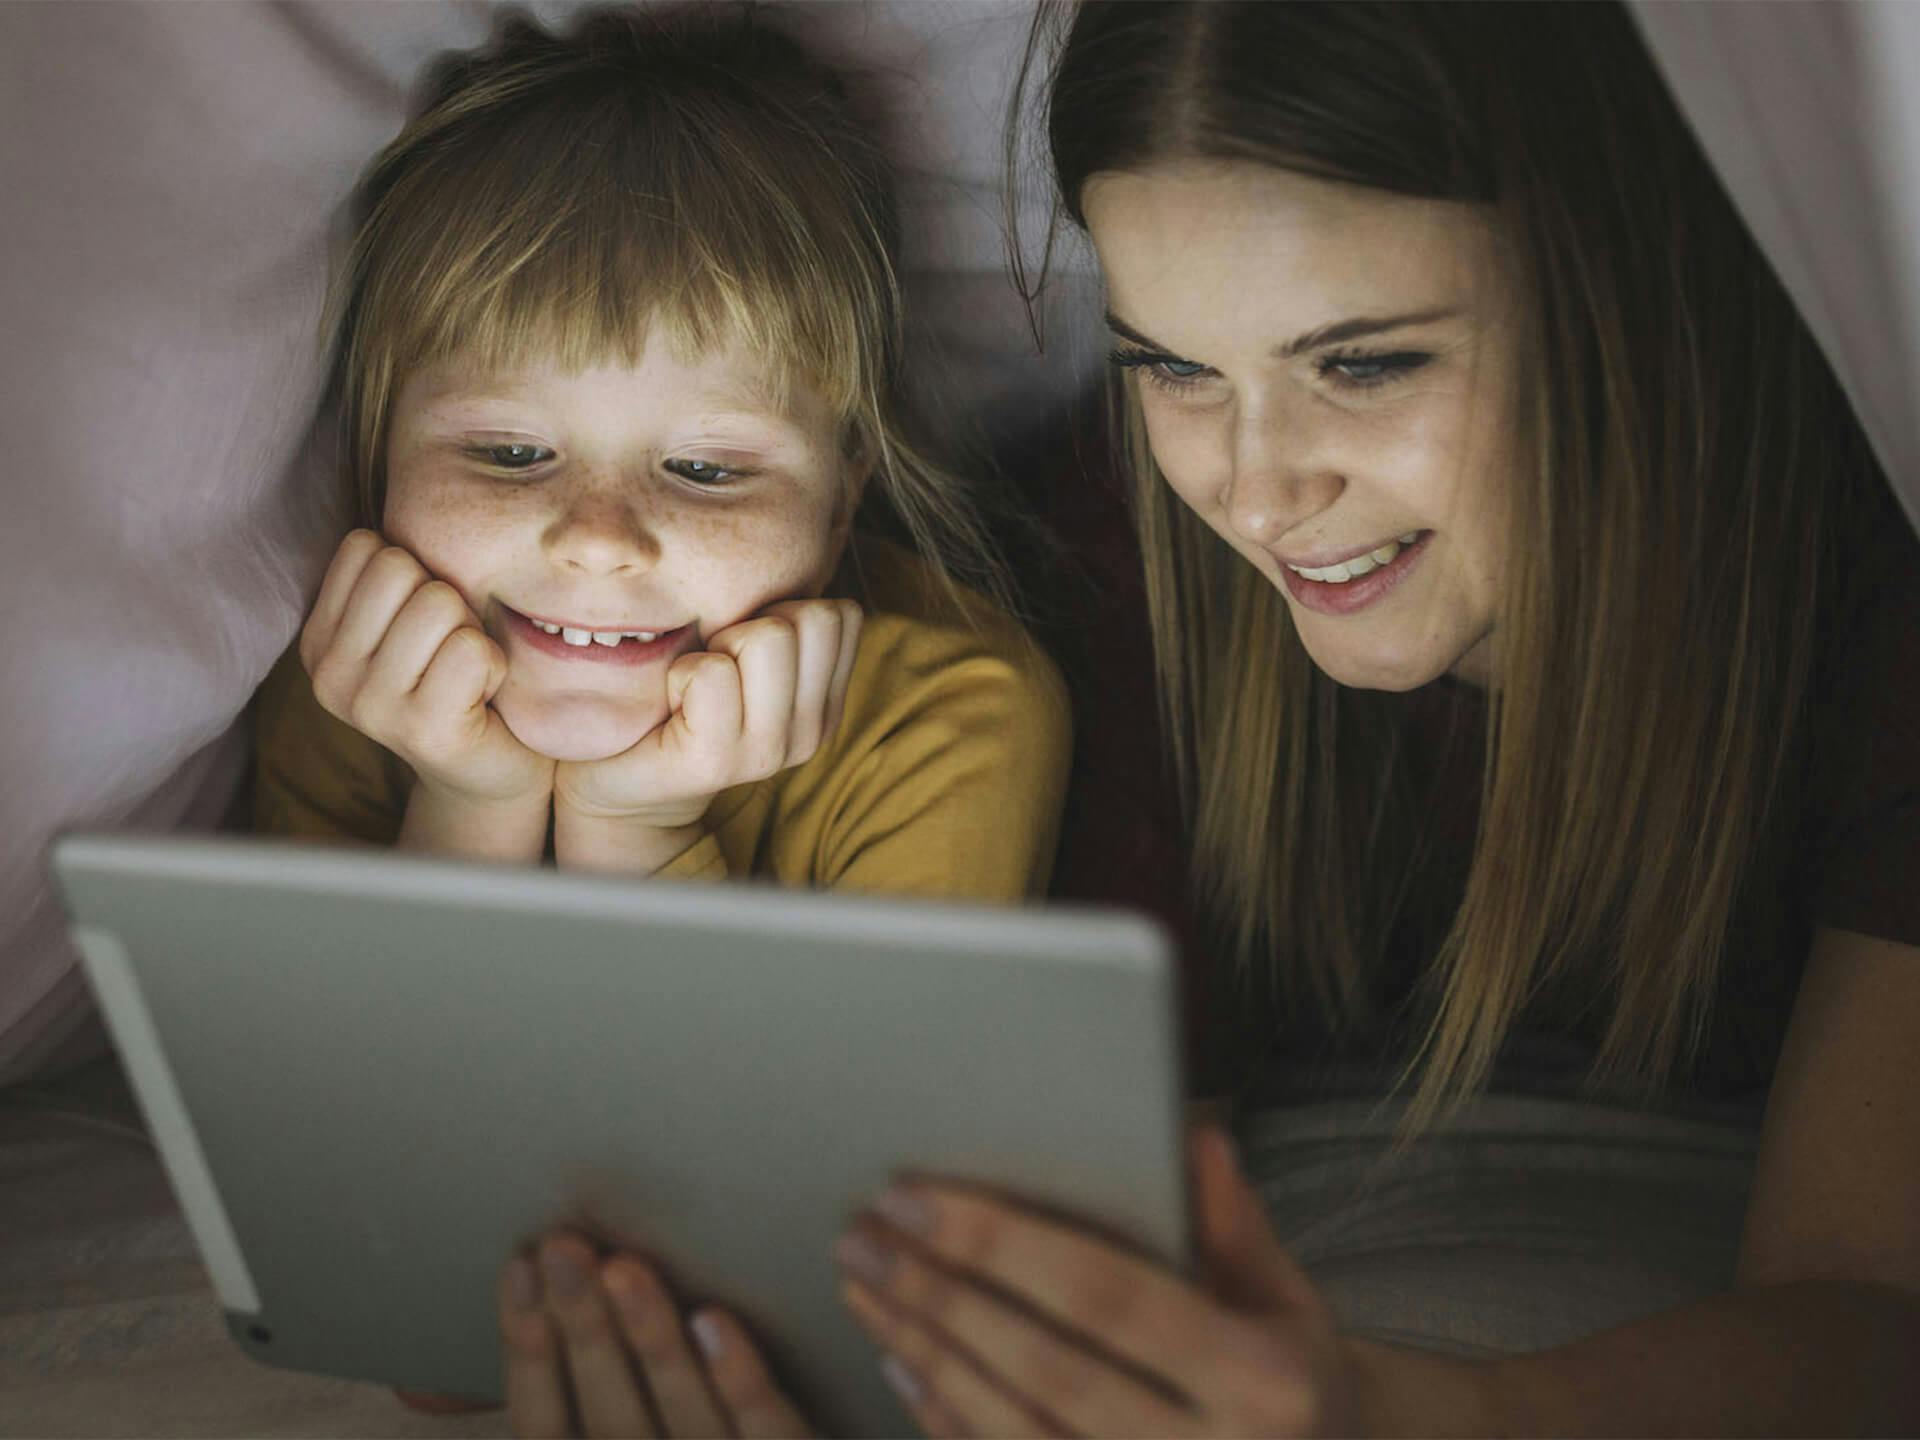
357, 94, 888, 423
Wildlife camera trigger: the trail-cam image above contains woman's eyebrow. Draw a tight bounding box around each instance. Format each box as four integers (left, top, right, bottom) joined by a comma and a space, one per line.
1104, 307, 1460, 359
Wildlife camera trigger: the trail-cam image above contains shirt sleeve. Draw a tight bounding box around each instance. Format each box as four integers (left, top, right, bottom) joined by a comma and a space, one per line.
654, 830, 730, 882
805, 623, 1073, 904
251, 646, 413, 847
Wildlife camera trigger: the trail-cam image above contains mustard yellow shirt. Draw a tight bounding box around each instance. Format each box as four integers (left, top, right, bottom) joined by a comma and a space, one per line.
253, 538, 1072, 902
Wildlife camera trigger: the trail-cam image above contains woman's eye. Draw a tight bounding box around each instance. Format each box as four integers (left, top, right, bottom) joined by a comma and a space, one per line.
665, 458, 744, 487
1107, 347, 1216, 395
1317, 350, 1431, 389
473, 442, 554, 469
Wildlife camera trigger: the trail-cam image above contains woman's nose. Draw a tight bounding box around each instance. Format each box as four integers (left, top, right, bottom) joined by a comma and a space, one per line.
1222, 415, 1343, 546
542, 486, 661, 576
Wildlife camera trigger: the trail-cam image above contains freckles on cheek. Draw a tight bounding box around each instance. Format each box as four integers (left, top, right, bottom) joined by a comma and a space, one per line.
384, 478, 517, 587
684, 502, 840, 629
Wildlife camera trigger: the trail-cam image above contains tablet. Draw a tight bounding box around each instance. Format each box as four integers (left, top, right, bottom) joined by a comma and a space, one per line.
50, 833, 1188, 1437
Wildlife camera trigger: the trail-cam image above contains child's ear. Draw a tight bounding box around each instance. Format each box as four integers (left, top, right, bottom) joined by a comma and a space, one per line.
833, 446, 873, 543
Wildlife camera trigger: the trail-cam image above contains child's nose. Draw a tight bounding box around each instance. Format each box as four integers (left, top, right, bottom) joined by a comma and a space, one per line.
542, 491, 662, 576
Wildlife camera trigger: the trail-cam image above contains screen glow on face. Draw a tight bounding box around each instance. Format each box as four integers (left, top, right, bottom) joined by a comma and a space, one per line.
1086, 160, 1520, 691
382, 337, 852, 761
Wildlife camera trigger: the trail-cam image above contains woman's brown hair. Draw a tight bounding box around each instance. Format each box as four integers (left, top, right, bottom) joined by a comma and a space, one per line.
1022, 0, 1876, 1131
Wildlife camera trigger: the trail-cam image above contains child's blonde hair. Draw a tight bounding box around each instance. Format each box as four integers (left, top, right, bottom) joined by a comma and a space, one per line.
330, 4, 1008, 611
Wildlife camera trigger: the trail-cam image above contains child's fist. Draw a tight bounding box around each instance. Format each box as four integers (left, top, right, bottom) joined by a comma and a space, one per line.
300, 530, 553, 808
553, 597, 863, 830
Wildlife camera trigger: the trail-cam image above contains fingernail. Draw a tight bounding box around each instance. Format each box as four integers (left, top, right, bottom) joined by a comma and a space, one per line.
874, 1186, 931, 1236
690, 1310, 725, 1362
881, 1354, 924, 1407
540, 1245, 588, 1300
834, 1229, 892, 1284
505, 1257, 540, 1312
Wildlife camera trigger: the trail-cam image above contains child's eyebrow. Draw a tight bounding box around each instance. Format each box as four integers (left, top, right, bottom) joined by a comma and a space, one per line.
412, 395, 822, 449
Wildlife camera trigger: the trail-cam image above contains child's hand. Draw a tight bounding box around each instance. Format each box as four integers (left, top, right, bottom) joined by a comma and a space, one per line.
302, 530, 554, 810
500, 1231, 814, 1438
553, 598, 863, 832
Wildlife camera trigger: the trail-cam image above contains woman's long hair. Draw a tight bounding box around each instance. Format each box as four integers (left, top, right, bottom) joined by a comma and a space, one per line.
1022, 1, 1872, 1131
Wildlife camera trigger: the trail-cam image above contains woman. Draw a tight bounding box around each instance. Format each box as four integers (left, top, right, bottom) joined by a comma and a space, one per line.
505, 2, 1920, 1434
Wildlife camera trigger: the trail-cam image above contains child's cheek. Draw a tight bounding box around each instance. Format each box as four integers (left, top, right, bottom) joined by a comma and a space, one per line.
675, 492, 844, 627
383, 469, 527, 598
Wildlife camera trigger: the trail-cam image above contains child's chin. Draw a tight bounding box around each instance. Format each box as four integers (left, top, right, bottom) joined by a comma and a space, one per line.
498, 696, 665, 764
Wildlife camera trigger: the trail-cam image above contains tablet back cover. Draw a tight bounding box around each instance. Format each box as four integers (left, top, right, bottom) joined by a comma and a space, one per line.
53, 835, 1187, 1438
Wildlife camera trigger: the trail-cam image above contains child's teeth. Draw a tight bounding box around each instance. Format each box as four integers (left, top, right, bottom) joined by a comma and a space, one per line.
1370, 542, 1401, 565
533, 619, 671, 647
1399, 532, 1419, 544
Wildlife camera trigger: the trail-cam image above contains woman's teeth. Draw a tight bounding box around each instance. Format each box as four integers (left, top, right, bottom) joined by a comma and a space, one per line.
1287, 532, 1421, 584
530, 621, 662, 647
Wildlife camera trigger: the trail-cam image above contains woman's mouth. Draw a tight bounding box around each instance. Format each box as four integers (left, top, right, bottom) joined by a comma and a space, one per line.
1280, 531, 1431, 616
503, 607, 691, 666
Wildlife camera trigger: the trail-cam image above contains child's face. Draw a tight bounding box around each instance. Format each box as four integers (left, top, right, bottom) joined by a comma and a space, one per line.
1084, 161, 1520, 692
383, 337, 857, 762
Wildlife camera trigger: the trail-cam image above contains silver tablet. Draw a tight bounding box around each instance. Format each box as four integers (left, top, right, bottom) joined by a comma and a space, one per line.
50, 833, 1188, 1437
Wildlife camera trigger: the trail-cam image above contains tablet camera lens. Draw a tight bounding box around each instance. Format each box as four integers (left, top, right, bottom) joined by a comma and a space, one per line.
248, 1323, 272, 1345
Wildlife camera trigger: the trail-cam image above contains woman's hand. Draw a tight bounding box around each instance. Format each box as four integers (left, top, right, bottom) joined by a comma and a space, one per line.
302, 529, 553, 811
500, 1229, 814, 1438
552, 598, 862, 834
835, 1128, 1366, 1438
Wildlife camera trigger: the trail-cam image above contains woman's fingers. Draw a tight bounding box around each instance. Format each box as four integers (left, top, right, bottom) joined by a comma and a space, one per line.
498, 1255, 578, 1440
841, 1278, 1055, 1438
602, 1257, 729, 1438
687, 1307, 815, 1439
1190, 1125, 1321, 1315
838, 1226, 1194, 1440
498, 1237, 817, 1440
535, 1234, 658, 1439
856, 1184, 1228, 1396
393, 1389, 497, 1416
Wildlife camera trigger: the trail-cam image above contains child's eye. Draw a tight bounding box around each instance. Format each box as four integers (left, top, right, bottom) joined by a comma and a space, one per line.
665, 458, 746, 487
1107, 346, 1215, 396
471, 442, 555, 469
1316, 350, 1431, 389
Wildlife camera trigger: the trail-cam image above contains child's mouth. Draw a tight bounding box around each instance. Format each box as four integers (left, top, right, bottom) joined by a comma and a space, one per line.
504, 607, 691, 666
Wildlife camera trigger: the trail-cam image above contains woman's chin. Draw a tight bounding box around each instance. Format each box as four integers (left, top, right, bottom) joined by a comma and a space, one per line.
1296, 627, 1455, 694
497, 695, 667, 763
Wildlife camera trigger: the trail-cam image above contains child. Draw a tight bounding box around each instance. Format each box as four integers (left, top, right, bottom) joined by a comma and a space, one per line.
255, 6, 1070, 901
250, 9, 1073, 1430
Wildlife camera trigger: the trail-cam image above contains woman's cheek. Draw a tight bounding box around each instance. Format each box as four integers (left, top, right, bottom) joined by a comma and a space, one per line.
1142, 403, 1228, 511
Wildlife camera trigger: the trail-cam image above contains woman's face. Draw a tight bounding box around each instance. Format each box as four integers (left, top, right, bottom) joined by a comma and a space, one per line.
382, 335, 856, 762
1082, 161, 1521, 691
